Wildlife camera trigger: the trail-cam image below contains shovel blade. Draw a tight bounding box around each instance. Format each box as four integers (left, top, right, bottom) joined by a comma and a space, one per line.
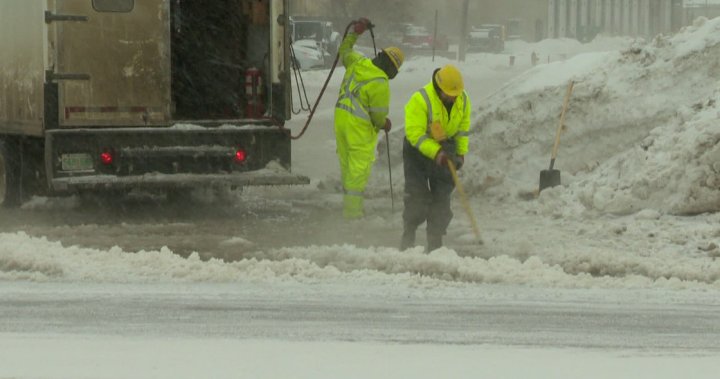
539, 169, 561, 191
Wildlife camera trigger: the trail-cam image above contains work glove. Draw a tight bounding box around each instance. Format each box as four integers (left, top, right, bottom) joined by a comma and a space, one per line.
353, 17, 371, 34
382, 118, 392, 133
434, 150, 449, 167
453, 155, 464, 170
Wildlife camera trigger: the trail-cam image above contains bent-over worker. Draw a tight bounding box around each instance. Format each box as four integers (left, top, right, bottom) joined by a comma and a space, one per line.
401, 64, 471, 252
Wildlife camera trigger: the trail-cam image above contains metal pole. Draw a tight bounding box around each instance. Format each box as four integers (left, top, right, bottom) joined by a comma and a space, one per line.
370, 25, 391, 211
432, 9, 438, 62
458, 0, 470, 62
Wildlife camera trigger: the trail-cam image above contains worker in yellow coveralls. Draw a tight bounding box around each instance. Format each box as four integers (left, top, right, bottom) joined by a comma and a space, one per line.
334, 17, 404, 219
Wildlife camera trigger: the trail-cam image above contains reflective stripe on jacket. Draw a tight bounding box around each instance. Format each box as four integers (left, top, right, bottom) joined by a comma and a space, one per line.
404, 82, 471, 159
334, 32, 390, 130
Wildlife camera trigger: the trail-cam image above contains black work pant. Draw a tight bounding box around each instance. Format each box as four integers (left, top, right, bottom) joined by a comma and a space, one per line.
402, 139, 455, 238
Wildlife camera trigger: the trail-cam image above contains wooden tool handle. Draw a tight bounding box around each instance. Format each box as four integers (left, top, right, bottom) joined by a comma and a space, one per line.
447, 160, 482, 242
550, 81, 575, 161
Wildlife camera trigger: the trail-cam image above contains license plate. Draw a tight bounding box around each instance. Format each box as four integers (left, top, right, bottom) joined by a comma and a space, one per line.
61, 153, 94, 172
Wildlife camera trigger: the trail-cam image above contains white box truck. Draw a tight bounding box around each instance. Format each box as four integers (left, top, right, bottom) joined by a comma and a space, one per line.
0, 0, 307, 207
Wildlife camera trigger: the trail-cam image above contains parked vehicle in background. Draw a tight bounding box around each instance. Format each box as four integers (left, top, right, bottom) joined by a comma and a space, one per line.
392, 23, 449, 53
402, 25, 432, 49
467, 24, 505, 53
291, 39, 326, 70
382, 22, 412, 46
289, 16, 340, 68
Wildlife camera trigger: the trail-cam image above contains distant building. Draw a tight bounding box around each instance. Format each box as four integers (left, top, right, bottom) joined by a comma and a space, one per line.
548, 0, 685, 39
466, 0, 719, 43
547, 0, 718, 41
683, 0, 720, 21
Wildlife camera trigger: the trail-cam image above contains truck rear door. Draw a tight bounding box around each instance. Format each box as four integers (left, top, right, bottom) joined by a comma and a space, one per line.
48, 0, 170, 127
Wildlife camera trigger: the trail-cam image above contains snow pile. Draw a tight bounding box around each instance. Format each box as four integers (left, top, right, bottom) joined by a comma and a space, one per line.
574, 92, 720, 215
0, 232, 342, 283
2, 232, 719, 289
467, 17, 720, 215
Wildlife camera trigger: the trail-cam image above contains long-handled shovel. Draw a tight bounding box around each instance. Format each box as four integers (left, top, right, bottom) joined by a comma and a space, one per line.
539, 80, 574, 192
385, 129, 394, 212
447, 159, 483, 245
429, 121, 482, 244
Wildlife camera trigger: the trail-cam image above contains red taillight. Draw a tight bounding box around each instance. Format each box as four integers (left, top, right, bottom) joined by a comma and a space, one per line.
234, 149, 247, 164
100, 151, 113, 165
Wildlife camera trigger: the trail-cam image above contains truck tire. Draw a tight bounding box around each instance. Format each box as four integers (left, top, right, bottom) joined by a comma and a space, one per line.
0, 139, 21, 208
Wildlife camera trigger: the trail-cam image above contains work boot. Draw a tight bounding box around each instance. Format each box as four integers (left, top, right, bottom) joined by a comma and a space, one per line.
425, 233, 443, 253
400, 228, 416, 251
342, 194, 364, 220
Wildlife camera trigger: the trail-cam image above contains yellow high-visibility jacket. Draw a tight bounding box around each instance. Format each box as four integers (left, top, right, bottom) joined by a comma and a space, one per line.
404, 82, 471, 159
334, 33, 390, 131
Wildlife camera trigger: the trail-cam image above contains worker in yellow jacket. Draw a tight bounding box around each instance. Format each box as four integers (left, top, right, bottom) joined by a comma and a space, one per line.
334, 18, 404, 219
401, 64, 471, 252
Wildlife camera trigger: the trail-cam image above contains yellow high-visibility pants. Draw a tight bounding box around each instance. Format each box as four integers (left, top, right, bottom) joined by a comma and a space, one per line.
334, 121, 377, 219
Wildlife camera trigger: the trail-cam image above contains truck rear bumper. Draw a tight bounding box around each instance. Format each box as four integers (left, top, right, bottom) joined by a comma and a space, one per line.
45, 126, 308, 193
51, 169, 309, 193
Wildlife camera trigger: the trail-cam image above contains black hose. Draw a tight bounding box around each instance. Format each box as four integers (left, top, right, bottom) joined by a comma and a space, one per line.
287, 21, 355, 140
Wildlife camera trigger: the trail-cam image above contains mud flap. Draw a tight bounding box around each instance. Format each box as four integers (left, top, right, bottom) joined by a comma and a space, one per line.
0, 139, 21, 208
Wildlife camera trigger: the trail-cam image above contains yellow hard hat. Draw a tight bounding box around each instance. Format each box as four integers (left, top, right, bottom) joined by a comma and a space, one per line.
434, 64, 464, 97
383, 46, 404, 70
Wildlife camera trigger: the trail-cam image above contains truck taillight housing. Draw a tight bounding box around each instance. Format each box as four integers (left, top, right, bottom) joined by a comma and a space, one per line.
100, 151, 114, 165
234, 149, 247, 164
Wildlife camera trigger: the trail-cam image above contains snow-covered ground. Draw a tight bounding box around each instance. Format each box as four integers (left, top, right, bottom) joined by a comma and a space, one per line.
2, 18, 720, 378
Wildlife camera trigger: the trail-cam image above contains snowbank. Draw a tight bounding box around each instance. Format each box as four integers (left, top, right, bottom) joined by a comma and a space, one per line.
2, 231, 718, 290
468, 17, 720, 215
